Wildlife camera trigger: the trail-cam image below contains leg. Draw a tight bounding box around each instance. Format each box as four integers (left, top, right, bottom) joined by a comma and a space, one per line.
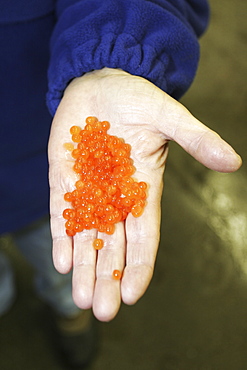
0, 251, 16, 316
12, 216, 98, 367
12, 216, 80, 317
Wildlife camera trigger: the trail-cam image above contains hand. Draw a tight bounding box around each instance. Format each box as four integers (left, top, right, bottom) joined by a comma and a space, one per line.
48, 68, 241, 321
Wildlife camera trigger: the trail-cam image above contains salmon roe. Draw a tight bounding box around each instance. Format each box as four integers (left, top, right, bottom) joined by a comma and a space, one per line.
112, 269, 122, 280
63, 117, 147, 238
93, 238, 104, 250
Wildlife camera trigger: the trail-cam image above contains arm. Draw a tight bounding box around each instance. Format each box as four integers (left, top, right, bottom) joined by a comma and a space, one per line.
47, 1, 241, 321
47, 0, 209, 114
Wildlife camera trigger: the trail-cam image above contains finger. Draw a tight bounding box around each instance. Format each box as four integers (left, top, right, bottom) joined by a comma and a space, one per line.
72, 229, 97, 309
92, 222, 126, 322
158, 96, 242, 173
121, 171, 163, 305
50, 187, 73, 273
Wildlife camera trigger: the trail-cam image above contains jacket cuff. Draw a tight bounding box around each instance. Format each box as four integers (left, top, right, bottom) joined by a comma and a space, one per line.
47, 0, 209, 115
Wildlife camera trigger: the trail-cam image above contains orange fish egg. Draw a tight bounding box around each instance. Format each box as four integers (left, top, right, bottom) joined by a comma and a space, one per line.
63, 142, 74, 151
112, 269, 122, 280
93, 238, 104, 250
63, 117, 148, 238
70, 126, 81, 135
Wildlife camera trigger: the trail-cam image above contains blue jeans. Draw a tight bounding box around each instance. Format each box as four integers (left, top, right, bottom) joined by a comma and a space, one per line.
0, 216, 80, 317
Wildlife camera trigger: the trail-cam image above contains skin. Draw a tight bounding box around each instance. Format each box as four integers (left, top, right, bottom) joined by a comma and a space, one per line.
48, 68, 242, 322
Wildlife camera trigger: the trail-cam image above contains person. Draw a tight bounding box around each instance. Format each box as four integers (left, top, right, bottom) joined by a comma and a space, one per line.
0, 0, 242, 368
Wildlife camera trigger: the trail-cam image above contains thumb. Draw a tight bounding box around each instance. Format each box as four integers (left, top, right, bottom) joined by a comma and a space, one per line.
157, 96, 242, 173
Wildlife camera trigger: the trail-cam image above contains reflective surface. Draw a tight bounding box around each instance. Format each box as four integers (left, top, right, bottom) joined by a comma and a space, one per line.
0, 1, 246, 369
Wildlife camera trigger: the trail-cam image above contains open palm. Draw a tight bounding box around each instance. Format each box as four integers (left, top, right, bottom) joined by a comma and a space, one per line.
48, 68, 241, 321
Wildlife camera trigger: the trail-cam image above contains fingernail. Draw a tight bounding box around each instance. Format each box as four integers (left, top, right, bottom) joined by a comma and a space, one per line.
225, 147, 242, 171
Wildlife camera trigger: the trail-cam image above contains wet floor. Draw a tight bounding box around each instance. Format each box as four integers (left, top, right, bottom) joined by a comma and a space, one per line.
0, 1, 246, 369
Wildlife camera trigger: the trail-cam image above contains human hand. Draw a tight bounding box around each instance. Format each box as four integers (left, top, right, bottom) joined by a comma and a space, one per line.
48, 68, 241, 321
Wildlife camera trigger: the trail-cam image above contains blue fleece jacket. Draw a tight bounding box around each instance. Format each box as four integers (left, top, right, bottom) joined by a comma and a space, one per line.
0, 0, 209, 233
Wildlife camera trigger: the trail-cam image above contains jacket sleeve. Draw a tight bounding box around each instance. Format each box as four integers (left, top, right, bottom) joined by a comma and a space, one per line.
47, 0, 210, 115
